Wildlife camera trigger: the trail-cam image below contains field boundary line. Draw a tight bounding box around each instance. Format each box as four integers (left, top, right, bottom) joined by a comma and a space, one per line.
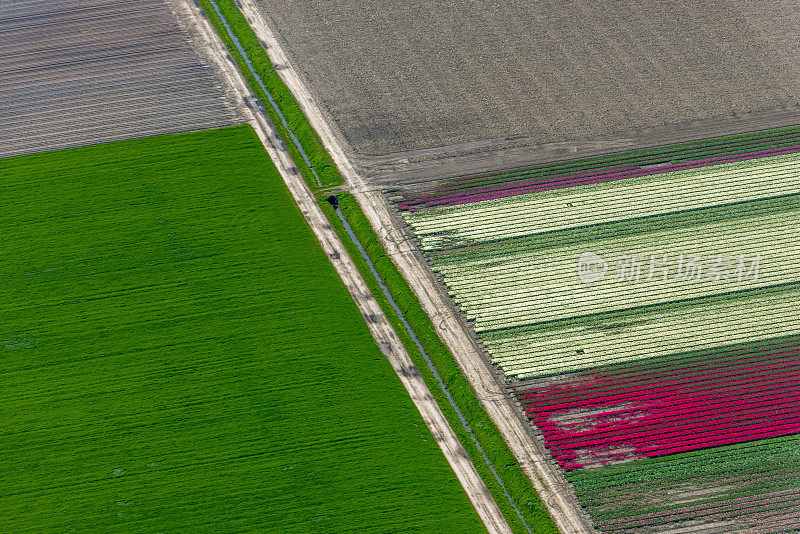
331, 207, 534, 533
177, 1, 512, 532
233, 0, 595, 532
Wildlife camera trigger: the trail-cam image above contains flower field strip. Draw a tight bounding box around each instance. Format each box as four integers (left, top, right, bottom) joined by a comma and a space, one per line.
431, 209, 798, 331
569, 433, 800, 503
0, 126, 486, 533
393, 134, 800, 529
567, 436, 800, 533
602, 489, 800, 533
583, 471, 800, 518
515, 341, 800, 468
400, 145, 800, 211
542, 335, 800, 382
403, 153, 800, 250
566, 434, 800, 532
431, 194, 800, 265
546, 403, 800, 469
413, 128, 800, 195
395, 126, 800, 210
482, 285, 800, 377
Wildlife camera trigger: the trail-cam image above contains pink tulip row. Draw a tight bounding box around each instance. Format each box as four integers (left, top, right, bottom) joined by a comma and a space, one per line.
521, 340, 800, 409
516, 342, 800, 469
524, 346, 800, 411
429, 131, 800, 196
561, 413, 800, 470
397, 144, 800, 210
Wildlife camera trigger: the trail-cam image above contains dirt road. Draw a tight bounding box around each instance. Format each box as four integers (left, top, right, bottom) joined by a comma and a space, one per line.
235, 0, 596, 532
174, 1, 512, 532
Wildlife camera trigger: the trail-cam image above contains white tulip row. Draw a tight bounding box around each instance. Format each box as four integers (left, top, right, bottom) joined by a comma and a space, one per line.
436, 209, 800, 331
485, 286, 800, 378
404, 153, 800, 250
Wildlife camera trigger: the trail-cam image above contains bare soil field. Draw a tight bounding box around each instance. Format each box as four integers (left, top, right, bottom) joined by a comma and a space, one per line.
0, 0, 245, 158
252, 0, 800, 185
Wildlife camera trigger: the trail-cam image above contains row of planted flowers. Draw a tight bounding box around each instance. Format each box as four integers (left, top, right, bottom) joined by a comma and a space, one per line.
516, 338, 800, 469
567, 432, 800, 532
396, 126, 800, 211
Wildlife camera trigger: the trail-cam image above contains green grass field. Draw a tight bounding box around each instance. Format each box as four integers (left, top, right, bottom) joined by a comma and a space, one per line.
0, 125, 485, 533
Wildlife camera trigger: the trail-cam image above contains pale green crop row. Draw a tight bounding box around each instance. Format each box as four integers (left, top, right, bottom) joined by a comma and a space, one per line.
436, 209, 800, 331
485, 286, 800, 378
405, 153, 800, 250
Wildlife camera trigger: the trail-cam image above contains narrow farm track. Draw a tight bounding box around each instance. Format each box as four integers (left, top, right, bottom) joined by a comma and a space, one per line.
175, 1, 512, 532
232, 0, 595, 532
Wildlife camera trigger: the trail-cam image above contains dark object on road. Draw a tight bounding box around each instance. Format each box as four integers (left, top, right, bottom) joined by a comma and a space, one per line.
326, 195, 339, 209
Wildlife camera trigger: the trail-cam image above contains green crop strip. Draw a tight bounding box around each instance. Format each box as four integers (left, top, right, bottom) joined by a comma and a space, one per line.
567, 433, 800, 521
197, 0, 342, 189
0, 125, 488, 533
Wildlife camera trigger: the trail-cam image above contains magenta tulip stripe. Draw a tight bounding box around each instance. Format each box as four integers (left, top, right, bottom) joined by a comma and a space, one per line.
395, 126, 800, 532
396, 126, 800, 211
515, 338, 800, 470
398, 144, 800, 211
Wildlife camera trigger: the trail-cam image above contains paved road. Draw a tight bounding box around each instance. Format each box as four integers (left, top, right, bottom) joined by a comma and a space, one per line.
236, 0, 597, 532
177, 1, 513, 532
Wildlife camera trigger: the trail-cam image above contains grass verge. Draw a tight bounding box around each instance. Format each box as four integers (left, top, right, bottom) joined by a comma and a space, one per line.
198, 0, 342, 189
